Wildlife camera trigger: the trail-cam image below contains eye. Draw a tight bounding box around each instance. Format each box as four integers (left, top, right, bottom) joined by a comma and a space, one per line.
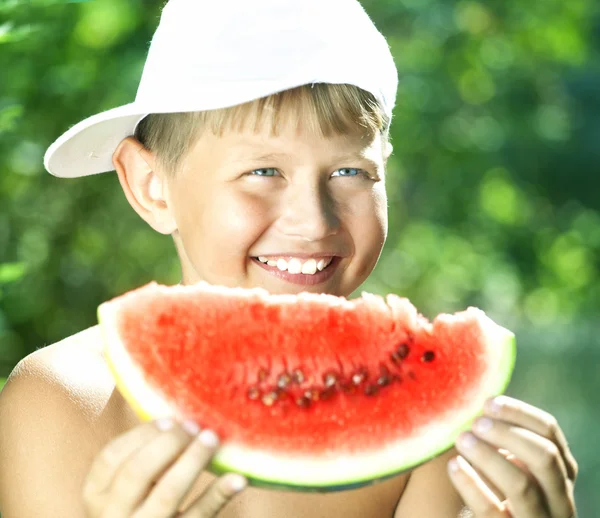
331, 168, 366, 178
247, 168, 279, 177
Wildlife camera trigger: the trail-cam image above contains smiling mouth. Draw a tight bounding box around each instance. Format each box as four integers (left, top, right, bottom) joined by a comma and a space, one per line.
254, 256, 334, 275
251, 256, 341, 286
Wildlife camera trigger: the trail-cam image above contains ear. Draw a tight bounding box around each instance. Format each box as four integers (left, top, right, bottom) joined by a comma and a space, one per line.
384, 141, 394, 161
112, 137, 177, 235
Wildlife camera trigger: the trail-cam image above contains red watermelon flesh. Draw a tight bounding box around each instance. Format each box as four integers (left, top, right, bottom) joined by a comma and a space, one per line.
99, 282, 515, 491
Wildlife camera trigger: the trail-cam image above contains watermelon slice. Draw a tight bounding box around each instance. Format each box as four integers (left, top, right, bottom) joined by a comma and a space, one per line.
98, 282, 516, 492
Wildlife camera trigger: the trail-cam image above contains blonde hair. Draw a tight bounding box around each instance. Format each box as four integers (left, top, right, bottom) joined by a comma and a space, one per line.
134, 83, 391, 174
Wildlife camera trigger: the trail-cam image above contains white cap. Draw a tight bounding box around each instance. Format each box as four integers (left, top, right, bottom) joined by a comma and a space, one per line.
44, 0, 398, 178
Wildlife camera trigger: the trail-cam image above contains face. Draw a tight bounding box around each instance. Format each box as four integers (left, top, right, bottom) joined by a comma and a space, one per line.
159, 116, 389, 297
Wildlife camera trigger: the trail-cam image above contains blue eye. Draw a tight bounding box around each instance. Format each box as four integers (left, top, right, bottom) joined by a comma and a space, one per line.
248, 168, 278, 177
331, 168, 365, 177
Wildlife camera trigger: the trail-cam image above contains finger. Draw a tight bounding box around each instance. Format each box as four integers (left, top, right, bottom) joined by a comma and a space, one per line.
462, 450, 508, 503
485, 396, 578, 481
472, 418, 575, 518
471, 463, 505, 503
83, 419, 165, 502
180, 473, 247, 518
447, 455, 508, 518
105, 420, 196, 517
134, 429, 221, 518
498, 448, 528, 472
456, 432, 548, 517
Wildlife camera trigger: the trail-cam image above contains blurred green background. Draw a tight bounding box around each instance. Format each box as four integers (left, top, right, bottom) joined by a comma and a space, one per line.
0, 0, 598, 514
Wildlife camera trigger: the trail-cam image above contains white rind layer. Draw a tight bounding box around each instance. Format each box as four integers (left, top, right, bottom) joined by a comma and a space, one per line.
100, 299, 178, 419
99, 287, 516, 488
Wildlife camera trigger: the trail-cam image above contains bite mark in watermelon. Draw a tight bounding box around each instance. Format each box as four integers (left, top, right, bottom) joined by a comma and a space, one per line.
98, 282, 516, 492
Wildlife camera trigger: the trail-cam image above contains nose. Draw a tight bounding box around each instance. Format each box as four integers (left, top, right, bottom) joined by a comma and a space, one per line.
276, 180, 340, 242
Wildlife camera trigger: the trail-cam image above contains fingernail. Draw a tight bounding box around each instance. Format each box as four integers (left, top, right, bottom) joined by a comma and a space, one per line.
155, 417, 174, 431
458, 432, 477, 449
229, 474, 247, 492
181, 419, 200, 436
198, 429, 219, 448
474, 417, 493, 434
486, 396, 503, 415
448, 458, 459, 473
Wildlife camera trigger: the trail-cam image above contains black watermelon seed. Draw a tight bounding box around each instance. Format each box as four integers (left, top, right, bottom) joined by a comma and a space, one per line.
247, 386, 261, 400
296, 396, 311, 408
340, 381, 357, 394
377, 375, 391, 387
291, 369, 305, 384
257, 368, 269, 382
305, 388, 320, 401
351, 373, 363, 384
275, 388, 289, 400
351, 367, 368, 385
323, 372, 338, 388
277, 372, 292, 388
421, 351, 435, 362
261, 391, 278, 406
320, 386, 336, 401
397, 344, 410, 359
390, 351, 402, 364
364, 384, 379, 396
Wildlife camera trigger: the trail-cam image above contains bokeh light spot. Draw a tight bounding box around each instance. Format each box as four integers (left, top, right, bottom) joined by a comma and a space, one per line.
454, 1, 493, 35
534, 105, 572, 142
73, 0, 138, 49
479, 168, 530, 225
524, 287, 559, 325
458, 68, 496, 105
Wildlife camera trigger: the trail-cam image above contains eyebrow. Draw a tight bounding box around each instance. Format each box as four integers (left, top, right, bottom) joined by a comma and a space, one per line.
331, 151, 381, 167
230, 150, 381, 171
232, 152, 289, 163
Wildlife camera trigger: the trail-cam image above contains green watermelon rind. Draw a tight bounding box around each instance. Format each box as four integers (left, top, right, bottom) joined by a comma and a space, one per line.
99, 292, 516, 492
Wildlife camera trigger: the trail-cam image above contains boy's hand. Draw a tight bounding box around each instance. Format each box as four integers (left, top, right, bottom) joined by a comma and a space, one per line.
448, 396, 578, 517
82, 418, 246, 517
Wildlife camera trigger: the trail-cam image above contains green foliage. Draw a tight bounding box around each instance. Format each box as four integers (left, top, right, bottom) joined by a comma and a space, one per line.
0, 263, 26, 284
0, 262, 26, 304
0, 0, 598, 513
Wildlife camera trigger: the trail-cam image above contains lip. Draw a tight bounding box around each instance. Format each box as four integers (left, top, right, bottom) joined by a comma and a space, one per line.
255, 253, 338, 260
252, 256, 341, 286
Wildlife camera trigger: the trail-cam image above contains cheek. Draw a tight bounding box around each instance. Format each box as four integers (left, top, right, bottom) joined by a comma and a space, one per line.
220, 191, 275, 236
177, 189, 273, 260
346, 185, 387, 241
376, 185, 389, 236
346, 186, 388, 274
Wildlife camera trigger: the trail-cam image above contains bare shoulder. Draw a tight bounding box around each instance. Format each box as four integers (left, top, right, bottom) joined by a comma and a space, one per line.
1, 325, 138, 439
394, 448, 467, 518
0, 326, 138, 518
5, 326, 106, 398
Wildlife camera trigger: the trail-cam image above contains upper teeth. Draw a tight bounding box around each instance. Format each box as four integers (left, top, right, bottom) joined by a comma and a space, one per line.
257, 256, 333, 274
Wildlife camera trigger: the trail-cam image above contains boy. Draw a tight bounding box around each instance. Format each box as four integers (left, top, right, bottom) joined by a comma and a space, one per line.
0, 0, 578, 517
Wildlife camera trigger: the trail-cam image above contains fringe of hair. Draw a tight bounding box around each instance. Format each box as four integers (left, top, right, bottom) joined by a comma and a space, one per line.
134, 83, 391, 174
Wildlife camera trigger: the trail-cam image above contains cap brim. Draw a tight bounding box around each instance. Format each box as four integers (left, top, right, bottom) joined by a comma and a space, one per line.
44, 103, 146, 178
